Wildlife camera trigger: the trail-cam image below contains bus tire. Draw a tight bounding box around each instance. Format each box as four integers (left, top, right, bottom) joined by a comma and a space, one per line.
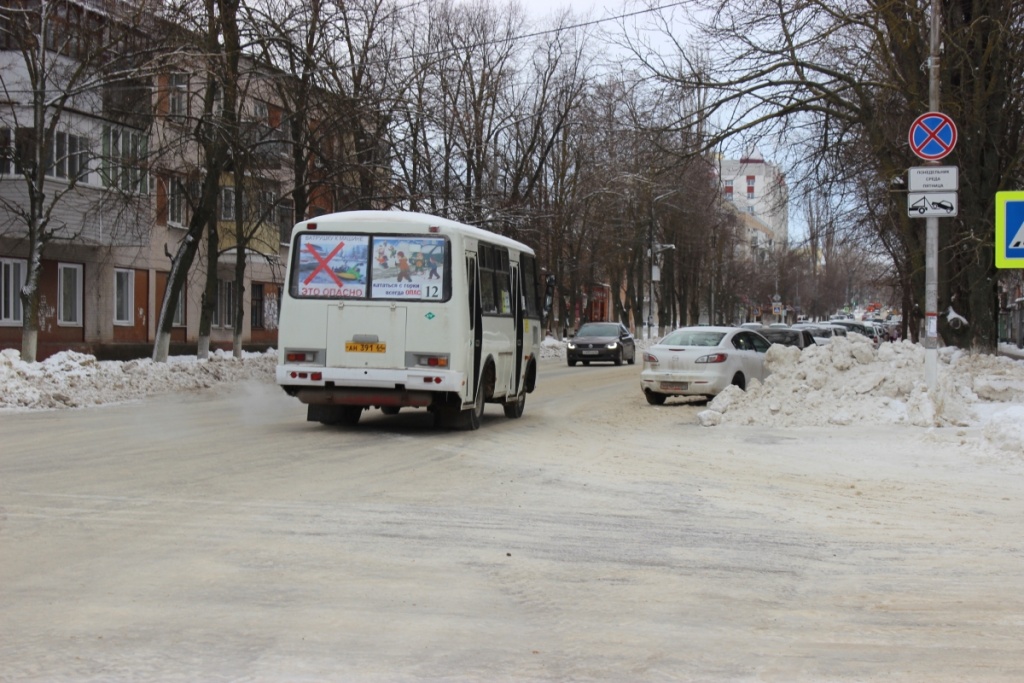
311, 404, 362, 426
459, 386, 485, 430
381, 406, 400, 416
503, 391, 526, 419
338, 406, 362, 425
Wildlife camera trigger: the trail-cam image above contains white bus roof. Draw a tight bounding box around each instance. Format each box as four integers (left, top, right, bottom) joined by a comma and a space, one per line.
294, 210, 534, 255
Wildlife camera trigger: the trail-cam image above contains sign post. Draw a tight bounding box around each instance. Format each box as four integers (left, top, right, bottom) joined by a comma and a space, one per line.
910, 2, 953, 391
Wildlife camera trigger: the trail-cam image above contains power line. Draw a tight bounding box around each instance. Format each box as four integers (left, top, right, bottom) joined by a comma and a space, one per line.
382, 0, 688, 64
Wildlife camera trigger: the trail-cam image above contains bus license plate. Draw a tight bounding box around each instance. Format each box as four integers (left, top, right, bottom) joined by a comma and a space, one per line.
346, 342, 386, 353
662, 381, 688, 391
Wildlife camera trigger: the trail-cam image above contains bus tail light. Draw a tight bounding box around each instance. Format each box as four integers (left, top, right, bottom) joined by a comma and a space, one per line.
409, 352, 449, 368
284, 349, 323, 364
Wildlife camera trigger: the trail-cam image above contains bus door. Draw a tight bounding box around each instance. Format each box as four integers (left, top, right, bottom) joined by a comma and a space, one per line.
466, 253, 482, 402
326, 302, 408, 369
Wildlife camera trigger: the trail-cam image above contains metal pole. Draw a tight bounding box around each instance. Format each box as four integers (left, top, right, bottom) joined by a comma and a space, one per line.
924, 0, 941, 389
648, 204, 654, 339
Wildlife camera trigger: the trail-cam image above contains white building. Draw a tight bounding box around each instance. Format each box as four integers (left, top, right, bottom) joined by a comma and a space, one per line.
718, 149, 789, 251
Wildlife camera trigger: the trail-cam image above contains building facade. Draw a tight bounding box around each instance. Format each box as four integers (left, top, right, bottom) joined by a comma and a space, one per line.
718, 149, 789, 253
0, 1, 331, 360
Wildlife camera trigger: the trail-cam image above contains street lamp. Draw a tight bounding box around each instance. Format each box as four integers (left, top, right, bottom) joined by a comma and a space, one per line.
648, 188, 679, 338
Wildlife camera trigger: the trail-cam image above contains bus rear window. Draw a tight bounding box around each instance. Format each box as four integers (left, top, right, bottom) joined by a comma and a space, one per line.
290, 232, 448, 301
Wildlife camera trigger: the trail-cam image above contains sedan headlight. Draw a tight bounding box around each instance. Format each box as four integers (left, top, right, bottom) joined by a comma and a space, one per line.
695, 352, 728, 363
566, 342, 577, 349
605, 342, 619, 349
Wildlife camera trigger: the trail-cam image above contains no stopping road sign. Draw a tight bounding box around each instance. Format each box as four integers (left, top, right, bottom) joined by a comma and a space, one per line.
909, 112, 957, 161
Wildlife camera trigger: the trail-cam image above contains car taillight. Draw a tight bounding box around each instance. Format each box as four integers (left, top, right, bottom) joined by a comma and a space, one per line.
643, 352, 659, 364
696, 353, 728, 363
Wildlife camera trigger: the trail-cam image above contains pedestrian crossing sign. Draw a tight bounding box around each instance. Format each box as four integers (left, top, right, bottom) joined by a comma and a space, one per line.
996, 191, 1024, 269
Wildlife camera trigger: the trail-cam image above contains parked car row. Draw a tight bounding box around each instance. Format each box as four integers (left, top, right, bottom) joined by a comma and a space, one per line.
563, 319, 890, 407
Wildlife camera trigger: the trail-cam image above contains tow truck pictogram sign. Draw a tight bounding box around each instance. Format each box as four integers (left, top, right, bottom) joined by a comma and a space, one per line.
996, 191, 1024, 269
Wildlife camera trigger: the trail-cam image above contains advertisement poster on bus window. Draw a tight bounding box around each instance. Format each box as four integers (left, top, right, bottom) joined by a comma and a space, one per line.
371, 237, 446, 300
295, 234, 369, 298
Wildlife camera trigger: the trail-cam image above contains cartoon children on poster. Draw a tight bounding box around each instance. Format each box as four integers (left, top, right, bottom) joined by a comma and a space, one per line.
371, 237, 446, 299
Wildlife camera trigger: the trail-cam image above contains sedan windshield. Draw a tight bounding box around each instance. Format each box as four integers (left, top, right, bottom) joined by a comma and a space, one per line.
576, 323, 619, 337
660, 330, 726, 347
761, 329, 801, 346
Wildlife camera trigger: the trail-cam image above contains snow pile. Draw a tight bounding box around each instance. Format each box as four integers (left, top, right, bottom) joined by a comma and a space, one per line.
540, 335, 567, 360
0, 348, 276, 411
700, 335, 1024, 428
699, 335, 1024, 442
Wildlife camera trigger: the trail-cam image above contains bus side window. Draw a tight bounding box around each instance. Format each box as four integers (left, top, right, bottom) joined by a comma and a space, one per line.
479, 245, 497, 314
521, 253, 541, 318
495, 248, 511, 315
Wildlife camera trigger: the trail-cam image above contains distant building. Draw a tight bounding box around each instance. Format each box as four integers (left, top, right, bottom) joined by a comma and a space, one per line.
718, 149, 789, 251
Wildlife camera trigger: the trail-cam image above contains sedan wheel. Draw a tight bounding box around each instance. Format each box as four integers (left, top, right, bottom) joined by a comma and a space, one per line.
644, 390, 667, 405
614, 350, 623, 366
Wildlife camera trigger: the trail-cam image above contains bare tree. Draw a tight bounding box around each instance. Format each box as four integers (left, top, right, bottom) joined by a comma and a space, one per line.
629, 0, 1024, 349
151, 0, 239, 362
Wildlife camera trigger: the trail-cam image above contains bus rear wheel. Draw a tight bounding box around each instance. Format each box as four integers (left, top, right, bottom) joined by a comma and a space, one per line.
310, 404, 362, 426
503, 391, 526, 419
458, 387, 485, 430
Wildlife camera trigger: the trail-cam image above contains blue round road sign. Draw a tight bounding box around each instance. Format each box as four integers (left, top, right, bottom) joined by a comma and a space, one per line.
909, 112, 957, 161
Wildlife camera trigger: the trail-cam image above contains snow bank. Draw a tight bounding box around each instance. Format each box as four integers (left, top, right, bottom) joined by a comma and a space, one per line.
0, 348, 276, 411
698, 336, 1024, 444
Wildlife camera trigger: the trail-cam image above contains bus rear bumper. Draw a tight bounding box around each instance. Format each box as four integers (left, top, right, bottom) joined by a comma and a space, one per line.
276, 365, 465, 408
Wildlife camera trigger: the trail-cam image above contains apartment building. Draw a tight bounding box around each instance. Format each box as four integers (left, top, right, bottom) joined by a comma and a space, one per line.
0, 0, 330, 360
718, 148, 789, 254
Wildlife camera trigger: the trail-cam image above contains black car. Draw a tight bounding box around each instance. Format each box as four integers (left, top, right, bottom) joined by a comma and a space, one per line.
759, 326, 816, 349
566, 322, 636, 366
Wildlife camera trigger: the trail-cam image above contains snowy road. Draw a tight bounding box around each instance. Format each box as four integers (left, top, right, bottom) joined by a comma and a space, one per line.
2, 358, 1023, 682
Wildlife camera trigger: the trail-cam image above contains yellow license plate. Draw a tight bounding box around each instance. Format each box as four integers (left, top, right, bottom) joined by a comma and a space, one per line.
345, 342, 386, 353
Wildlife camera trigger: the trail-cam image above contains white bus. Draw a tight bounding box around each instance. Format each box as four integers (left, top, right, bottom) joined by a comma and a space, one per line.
276, 210, 543, 429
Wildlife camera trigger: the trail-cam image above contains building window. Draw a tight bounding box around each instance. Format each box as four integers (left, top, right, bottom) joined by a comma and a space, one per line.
58, 263, 83, 326
168, 178, 185, 227
1, 257, 26, 325
102, 126, 148, 193
0, 128, 10, 174
746, 175, 756, 199
172, 285, 186, 327
114, 268, 133, 325
251, 283, 265, 329
221, 186, 235, 221
169, 72, 189, 120
277, 201, 294, 244
214, 279, 234, 328
46, 131, 90, 183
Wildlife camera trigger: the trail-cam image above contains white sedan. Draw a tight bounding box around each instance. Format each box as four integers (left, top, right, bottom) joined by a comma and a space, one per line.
640, 326, 771, 404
